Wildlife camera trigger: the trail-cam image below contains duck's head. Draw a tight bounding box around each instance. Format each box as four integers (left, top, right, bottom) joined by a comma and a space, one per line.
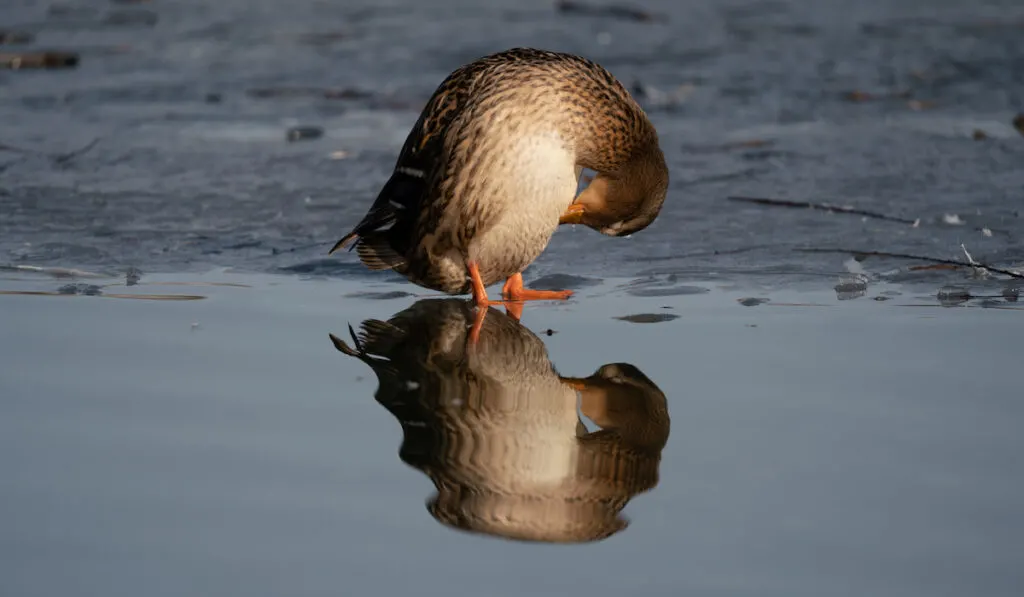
562, 143, 669, 236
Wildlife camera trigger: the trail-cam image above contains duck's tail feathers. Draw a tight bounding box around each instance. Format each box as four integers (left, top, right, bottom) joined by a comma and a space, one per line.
355, 233, 406, 271
327, 232, 359, 255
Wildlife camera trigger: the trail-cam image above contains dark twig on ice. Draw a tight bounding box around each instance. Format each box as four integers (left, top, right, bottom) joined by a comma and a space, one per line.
728, 194, 1007, 236
0, 138, 100, 166
53, 138, 100, 165
555, 0, 661, 22
728, 195, 918, 225
795, 248, 1024, 279
246, 87, 373, 100
0, 142, 33, 155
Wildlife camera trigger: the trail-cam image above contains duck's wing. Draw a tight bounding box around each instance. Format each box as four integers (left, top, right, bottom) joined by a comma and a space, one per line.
328, 64, 484, 268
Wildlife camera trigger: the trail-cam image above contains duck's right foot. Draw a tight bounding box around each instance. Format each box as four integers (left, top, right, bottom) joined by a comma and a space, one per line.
501, 273, 574, 302
467, 264, 551, 343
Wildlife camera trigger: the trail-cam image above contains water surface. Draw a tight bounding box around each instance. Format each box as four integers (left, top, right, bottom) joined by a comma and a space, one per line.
1, 271, 1022, 596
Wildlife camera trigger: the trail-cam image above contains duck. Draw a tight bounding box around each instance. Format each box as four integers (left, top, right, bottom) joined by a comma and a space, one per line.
328, 298, 670, 543
329, 48, 669, 339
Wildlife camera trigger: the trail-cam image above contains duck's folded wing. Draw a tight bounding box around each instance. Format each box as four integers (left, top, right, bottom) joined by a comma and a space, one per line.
328, 77, 474, 266
327, 165, 428, 256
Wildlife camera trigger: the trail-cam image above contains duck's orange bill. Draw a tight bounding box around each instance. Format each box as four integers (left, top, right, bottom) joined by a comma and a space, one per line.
561, 377, 589, 391
559, 203, 586, 225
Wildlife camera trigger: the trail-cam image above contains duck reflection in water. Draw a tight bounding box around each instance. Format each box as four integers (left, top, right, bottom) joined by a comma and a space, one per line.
329, 299, 670, 544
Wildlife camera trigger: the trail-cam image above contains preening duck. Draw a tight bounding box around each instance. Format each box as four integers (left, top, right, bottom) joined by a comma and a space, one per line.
330, 48, 669, 338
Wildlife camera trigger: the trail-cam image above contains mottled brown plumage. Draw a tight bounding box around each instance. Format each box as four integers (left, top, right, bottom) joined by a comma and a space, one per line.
328, 299, 671, 543
329, 48, 669, 315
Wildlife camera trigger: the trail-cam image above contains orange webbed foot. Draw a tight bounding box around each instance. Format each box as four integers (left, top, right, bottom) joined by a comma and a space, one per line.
467, 262, 523, 343
467, 267, 571, 344
506, 287, 574, 301
501, 273, 574, 302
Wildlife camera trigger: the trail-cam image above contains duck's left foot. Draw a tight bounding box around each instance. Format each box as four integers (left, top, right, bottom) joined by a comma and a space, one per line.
507, 287, 574, 301
501, 273, 574, 302
467, 260, 493, 346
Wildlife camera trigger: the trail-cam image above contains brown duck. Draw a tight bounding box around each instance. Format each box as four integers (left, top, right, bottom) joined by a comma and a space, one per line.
329, 48, 669, 338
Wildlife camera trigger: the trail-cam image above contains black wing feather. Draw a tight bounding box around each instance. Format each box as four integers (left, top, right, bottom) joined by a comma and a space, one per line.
329, 50, 548, 262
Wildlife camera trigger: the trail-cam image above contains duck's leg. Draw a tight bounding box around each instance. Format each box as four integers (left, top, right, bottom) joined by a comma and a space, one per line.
501, 273, 574, 301
467, 261, 491, 345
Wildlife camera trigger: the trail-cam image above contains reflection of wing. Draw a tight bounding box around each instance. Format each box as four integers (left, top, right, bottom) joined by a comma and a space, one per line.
327, 298, 671, 544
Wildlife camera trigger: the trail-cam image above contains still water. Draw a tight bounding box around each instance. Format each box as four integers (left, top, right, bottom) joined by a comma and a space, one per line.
1, 272, 1021, 596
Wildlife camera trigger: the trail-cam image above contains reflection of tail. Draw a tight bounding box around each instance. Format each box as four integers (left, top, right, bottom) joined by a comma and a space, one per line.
327, 298, 671, 544
328, 318, 413, 388
328, 324, 362, 355
329, 320, 404, 361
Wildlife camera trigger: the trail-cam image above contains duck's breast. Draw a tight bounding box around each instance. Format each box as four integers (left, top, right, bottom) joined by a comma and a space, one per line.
463, 132, 578, 285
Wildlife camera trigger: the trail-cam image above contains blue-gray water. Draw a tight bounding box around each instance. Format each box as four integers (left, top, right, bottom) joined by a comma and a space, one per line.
1, 272, 1023, 597
2, 0, 1023, 595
